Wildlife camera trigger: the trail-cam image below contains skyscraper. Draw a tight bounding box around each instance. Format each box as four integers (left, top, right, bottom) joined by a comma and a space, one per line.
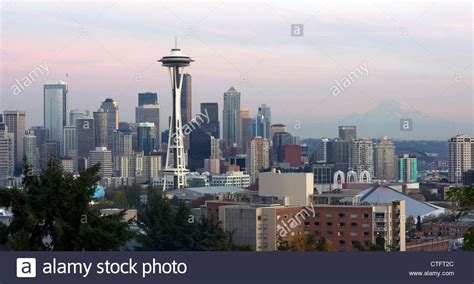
374, 137, 396, 180
315, 137, 330, 163
180, 73, 192, 125
200, 102, 219, 138
23, 131, 40, 174
112, 129, 133, 157
0, 122, 14, 178
44, 81, 68, 149
223, 87, 241, 147
138, 92, 158, 106
159, 43, 193, 190
272, 132, 293, 163
89, 147, 112, 179
137, 122, 156, 155
69, 109, 89, 126
398, 154, 417, 182
349, 139, 374, 176
100, 98, 119, 150
93, 109, 108, 148
253, 104, 271, 140
31, 126, 49, 170
3, 110, 26, 172
76, 118, 95, 163
241, 108, 252, 155
45, 140, 60, 161
339, 126, 357, 141
62, 125, 77, 158
448, 134, 474, 183
247, 136, 269, 184
135, 104, 160, 150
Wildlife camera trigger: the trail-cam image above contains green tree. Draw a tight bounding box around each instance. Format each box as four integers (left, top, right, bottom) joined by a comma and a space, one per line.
416, 215, 422, 231
137, 194, 250, 251
0, 159, 133, 251
447, 185, 474, 251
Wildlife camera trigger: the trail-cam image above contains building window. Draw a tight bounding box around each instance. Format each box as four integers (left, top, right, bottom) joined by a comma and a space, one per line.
258, 216, 262, 221
315, 213, 321, 218
314, 222, 320, 226
363, 232, 370, 236
339, 240, 345, 245
339, 222, 345, 227
337, 231, 344, 237
338, 213, 345, 218
362, 223, 369, 228
327, 222, 333, 227
363, 213, 369, 219
326, 213, 332, 219
350, 232, 357, 237
351, 222, 357, 227
283, 215, 288, 220
350, 214, 358, 219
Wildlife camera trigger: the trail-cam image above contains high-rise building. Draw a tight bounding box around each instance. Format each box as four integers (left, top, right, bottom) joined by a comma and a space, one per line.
282, 144, 301, 167
240, 108, 252, 155
45, 140, 60, 161
135, 104, 160, 150
0, 122, 14, 178
76, 118, 95, 162
339, 126, 357, 141
448, 134, 473, 183
374, 137, 396, 180
200, 102, 219, 138
138, 92, 158, 106
247, 136, 269, 184
180, 73, 192, 125
270, 124, 287, 139
23, 131, 40, 174
44, 81, 68, 150
328, 139, 350, 172
93, 109, 108, 148
272, 132, 293, 163
349, 139, 374, 176
100, 98, 119, 150
3, 110, 26, 172
112, 129, 133, 157
315, 137, 330, 163
159, 44, 193, 190
89, 147, 112, 179
398, 154, 417, 182
137, 122, 156, 155
30, 126, 49, 170
253, 104, 271, 140
62, 125, 77, 158
69, 109, 89, 126
210, 136, 221, 159
223, 87, 241, 147
188, 127, 211, 171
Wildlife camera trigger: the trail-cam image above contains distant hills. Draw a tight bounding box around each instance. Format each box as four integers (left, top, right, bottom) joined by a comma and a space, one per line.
299, 100, 472, 140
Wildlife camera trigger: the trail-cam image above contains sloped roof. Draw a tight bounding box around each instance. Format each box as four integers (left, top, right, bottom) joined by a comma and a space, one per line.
360, 185, 447, 218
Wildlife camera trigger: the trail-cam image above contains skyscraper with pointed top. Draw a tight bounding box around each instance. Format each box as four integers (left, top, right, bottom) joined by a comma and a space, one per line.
223, 87, 241, 148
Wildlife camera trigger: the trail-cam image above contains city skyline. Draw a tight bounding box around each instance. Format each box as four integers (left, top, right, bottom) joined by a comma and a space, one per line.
1, 1, 472, 140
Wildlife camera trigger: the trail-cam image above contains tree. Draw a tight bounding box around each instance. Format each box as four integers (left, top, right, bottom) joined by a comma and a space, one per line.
137, 194, 250, 251
448, 185, 474, 251
0, 159, 133, 251
416, 215, 422, 231
316, 237, 336, 252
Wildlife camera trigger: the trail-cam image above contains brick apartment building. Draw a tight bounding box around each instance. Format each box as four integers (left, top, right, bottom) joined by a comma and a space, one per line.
422, 222, 470, 238
206, 200, 406, 252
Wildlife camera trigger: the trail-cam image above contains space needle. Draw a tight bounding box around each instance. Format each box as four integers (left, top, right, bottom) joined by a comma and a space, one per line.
159, 39, 194, 190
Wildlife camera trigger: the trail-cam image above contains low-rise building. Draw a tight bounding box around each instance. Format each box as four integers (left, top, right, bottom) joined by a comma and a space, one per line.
210, 171, 250, 187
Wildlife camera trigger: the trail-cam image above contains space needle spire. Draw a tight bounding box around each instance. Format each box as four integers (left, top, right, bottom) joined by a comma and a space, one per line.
159, 40, 194, 190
